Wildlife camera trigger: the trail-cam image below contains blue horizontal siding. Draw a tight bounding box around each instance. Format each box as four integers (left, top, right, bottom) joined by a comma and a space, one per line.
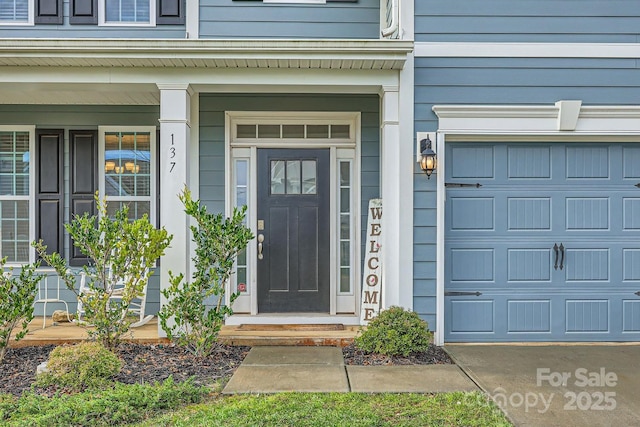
199, 0, 379, 39
416, 0, 640, 43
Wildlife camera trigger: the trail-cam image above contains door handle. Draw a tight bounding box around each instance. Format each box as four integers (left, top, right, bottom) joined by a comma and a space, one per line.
559, 243, 565, 270
257, 234, 264, 260
553, 243, 559, 270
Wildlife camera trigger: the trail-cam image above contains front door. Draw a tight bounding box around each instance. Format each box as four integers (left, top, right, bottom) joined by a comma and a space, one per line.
257, 149, 330, 313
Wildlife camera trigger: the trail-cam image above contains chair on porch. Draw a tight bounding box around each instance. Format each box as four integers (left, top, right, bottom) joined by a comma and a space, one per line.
76, 258, 154, 328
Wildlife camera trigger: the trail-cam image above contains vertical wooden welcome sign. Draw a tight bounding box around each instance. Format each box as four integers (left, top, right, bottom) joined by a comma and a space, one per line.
360, 198, 382, 324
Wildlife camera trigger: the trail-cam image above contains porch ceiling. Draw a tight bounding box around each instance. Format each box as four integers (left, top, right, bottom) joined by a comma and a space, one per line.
0, 39, 413, 70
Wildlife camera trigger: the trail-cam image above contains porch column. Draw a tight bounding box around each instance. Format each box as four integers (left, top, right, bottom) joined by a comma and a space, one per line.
380, 85, 413, 309
157, 83, 193, 337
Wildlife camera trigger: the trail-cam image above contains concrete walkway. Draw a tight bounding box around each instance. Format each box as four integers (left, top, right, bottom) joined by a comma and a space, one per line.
223, 346, 477, 394
447, 344, 640, 427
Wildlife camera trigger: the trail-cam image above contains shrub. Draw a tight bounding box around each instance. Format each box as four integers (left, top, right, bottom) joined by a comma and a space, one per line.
37, 342, 122, 391
355, 306, 431, 356
1, 378, 206, 426
34, 194, 172, 350
0, 257, 42, 363
159, 187, 254, 357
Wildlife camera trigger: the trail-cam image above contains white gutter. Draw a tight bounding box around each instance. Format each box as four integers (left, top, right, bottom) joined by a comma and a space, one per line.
381, 0, 398, 38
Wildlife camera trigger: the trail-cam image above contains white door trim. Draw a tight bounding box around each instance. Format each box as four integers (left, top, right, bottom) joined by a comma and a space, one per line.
225, 111, 361, 323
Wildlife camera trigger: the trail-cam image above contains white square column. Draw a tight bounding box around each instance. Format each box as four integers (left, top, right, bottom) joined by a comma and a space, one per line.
157, 83, 193, 336
380, 85, 413, 309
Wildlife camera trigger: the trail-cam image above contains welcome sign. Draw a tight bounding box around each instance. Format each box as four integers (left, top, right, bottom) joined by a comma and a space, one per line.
360, 198, 382, 324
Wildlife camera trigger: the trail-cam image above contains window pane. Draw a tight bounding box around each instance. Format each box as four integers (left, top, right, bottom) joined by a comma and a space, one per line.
236, 160, 247, 186
1, 200, 29, 263
331, 125, 350, 139
258, 125, 280, 139
282, 125, 304, 139
307, 125, 329, 138
270, 160, 285, 194
286, 160, 300, 194
302, 160, 316, 194
340, 241, 350, 266
237, 125, 256, 138
106, 0, 149, 22
340, 214, 349, 240
340, 267, 350, 293
340, 162, 350, 186
0, 131, 29, 196
340, 188, 349, 213
0, 0, 28, 22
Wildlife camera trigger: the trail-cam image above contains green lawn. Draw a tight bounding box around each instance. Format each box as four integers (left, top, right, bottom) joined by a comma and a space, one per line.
137, 392, 512, 427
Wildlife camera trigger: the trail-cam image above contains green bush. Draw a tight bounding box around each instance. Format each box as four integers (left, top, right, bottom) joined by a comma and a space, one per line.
355, 306, 431, 356
37, 342, 122, 391
1, 378, 206, 426
0, 257, 42, 363
159, 187, 254, 357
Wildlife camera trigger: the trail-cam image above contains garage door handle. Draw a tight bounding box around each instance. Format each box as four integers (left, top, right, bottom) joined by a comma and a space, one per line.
559, 243, 565, 270
445, 291, 482, 296
553, 243, 559, 270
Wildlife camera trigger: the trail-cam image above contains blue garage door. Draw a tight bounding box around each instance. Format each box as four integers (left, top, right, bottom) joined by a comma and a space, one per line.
445, 142, 640, 342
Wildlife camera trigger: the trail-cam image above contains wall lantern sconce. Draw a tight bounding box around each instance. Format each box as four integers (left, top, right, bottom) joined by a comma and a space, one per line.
417, 133, 437, 179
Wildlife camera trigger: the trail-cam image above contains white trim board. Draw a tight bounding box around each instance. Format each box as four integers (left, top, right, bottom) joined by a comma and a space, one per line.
416, 42, 640, 58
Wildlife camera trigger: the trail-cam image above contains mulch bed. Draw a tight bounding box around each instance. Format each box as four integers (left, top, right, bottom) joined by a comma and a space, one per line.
0, 343, 250, 397
342, 343, 453, 366
2, 342, 452, 397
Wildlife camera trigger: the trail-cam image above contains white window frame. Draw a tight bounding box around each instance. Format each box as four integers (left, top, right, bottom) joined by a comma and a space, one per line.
226, 111, 361, 321
0, 125, 35, 265
98, 0, 156, 26
98, 126, 157, 221
0, 0, 34, 26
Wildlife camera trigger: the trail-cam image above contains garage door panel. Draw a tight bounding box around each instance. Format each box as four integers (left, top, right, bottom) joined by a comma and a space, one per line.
507, 145, 551, 179
508, 197, 551, 230
622, 146, 640, 178
507, 300, 551, 333
566, 197, 609, 230
623, 198, 640, 230
565, 249, 609, 282
450, 197, 494, 230
623, 249, 640, 282
450, 249, 494, 282
565, 300, 609, 333
449, 145, 494, 178
565, 146, 610, 179
507, 249, 552, 282
449, 300, 494, 333
622, 300, 640, 332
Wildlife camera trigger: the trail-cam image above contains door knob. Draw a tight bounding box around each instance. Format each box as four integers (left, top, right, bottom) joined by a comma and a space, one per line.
257, 234, 264, 260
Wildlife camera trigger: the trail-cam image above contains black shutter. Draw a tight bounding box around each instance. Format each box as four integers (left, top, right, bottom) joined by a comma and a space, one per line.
35, 130, 64, 264
70, 0, 98, 24
157, 0, 184, 25
69, 130, 98, 266
35, 0, 63, 24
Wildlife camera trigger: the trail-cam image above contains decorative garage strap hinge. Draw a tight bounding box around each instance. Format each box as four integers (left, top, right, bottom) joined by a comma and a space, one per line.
635, 183, 640, 188
635, 291, 640, 296
445, 182, 482, 188
445, 291, 482, 296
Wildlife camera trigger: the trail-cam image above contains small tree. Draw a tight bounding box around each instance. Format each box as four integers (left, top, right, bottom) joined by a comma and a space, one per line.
34, 195, 172, 350
159, 187, 253, 357
0, 257, 42, 363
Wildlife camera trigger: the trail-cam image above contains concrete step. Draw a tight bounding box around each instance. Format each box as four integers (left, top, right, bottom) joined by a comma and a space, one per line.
218, 324, 359, 347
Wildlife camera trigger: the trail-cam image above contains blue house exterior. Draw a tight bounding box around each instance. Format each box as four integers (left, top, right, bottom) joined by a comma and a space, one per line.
1, 0, 639, 344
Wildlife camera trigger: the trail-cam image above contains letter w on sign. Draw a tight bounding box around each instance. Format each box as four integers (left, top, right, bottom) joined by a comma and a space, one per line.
360, 199, 382, 324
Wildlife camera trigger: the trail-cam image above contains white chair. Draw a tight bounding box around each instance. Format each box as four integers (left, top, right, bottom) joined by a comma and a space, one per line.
77, 262, 153, 328
32, 271, 72, 329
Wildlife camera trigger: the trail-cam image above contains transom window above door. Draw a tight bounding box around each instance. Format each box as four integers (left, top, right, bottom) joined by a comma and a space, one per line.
236, 124, 351, 140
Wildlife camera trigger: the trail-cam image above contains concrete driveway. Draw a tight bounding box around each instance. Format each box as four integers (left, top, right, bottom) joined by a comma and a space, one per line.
446, 345, 640, 427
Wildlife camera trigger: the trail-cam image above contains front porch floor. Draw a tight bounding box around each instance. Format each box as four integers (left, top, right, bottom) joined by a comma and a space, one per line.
10, 319, 359, 348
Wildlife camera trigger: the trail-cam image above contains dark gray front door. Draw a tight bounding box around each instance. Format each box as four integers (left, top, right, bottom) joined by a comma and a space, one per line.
257, 149, 330, 313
